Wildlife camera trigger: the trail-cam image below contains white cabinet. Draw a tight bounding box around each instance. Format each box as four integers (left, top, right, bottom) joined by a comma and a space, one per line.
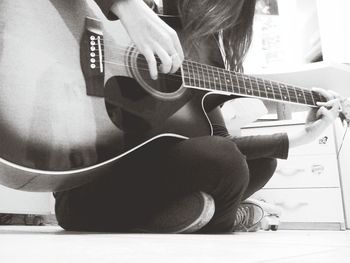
334, 120, 350, 229
269, 155, 340, 188
0, 184, 53, 215
242, 121, 346, 230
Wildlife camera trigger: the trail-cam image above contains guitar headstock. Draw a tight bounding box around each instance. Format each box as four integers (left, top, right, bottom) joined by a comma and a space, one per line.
340, 98, 350, 126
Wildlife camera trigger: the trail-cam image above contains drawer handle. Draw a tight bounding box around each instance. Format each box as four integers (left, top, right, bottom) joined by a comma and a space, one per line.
311, 164, 325, 175
318, 136, 329, 145
275, 202, 308, 210
276, 168, 305, 176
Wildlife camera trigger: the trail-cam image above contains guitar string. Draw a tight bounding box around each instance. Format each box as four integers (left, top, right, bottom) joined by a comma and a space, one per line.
98, 59, 306, 104
91, 42, 316, 89
92, 42, 326, 97
92, 42, 320, 97
101, 57, 318, 106
88, 43, 321, 105
91, 41, 326, 102
95, 49, 311, 99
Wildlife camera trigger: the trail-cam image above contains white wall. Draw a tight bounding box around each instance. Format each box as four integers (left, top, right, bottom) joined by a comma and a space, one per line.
317, 0, 350, 63
245, 0, 321, 72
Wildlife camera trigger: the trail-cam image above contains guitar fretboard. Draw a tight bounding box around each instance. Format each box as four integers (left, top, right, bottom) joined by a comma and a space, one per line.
182, 60, 327, 107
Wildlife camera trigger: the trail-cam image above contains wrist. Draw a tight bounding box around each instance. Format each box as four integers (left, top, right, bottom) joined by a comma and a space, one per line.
288, 129, 308, 148
288, 120, 331, 148
110, 0, 141, 18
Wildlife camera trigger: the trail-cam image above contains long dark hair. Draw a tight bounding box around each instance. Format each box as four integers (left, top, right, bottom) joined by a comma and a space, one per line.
178, 0, 257, 72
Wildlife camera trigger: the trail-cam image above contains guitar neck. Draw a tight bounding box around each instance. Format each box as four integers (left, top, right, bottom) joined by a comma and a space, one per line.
181, 60, 327, 107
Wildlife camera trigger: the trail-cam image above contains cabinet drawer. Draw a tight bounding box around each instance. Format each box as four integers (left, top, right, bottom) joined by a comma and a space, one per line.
265, 155, 340, 188
252, 188, 345, 223
0, 185, 52, 214
241, 124, 336, 156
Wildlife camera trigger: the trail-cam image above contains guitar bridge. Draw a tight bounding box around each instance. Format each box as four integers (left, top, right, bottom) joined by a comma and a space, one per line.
80, 17, 105, 97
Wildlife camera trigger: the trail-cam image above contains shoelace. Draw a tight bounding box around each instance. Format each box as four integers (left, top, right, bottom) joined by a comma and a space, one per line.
235, 206, 251, 227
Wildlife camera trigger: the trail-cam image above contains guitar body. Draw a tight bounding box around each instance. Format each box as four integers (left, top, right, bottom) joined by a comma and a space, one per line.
0, 0, 223, 191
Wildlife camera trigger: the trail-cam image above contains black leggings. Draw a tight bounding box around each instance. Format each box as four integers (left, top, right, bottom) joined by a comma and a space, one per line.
55, 136, 277, 233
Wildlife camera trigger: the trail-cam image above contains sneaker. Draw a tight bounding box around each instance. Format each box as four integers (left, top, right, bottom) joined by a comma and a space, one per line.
233, 201, 264, 232
134, 191, 215, 234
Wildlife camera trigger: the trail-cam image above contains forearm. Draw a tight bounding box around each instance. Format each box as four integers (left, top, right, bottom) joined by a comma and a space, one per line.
288, 119, 331, 148
94, 0, 155, 20
231, 133, 289, 160
94, 0, 122, 19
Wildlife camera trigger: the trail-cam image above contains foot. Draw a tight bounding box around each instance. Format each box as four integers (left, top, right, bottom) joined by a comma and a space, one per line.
233, 201, 264, 232
133, 191, 215, 234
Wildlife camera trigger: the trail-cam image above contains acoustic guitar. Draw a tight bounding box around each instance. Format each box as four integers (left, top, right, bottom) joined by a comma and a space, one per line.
0, 0, 349, 192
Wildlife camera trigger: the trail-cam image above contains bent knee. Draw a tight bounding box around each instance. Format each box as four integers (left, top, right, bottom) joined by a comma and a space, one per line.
205, 136, 246, 160
203, 137, 249, 187
264, 158, 278, 176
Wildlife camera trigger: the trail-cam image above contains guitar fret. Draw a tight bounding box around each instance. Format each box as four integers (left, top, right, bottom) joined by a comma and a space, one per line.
212, 68, 220, 90
286, 86, 295, 102
204, 64, 212, 91
311, 90, 320, 103
216, 67, 223, 91
236, 75, 246, 95
271, 81, 282, 100
234, 74, 240, 93
229, 72, 239, 94
255, 77, 267, 98
219, 69, 228, 92
289, 85, 300, 104
190, 62, 197, 87
228, 72, 236, 94
208, 65, 218, 91
193, 62, 200, 88
205, 64, 213, 90
224, 71, 232, 93
262, 79, 274, 99
182, 60, 328, 108
278, 83, 290, 102
304, 89, 316, 106
202, 64, 209, 89
312, 90, 327, 103
219, 70, 226, 92
184, 61, 191, 86
243, 76, 253, 96
251, 76, 261, 97
223, 71, 230, 92
250, 76, 260, 97
301, 88, 308, 105
198, 63, 205, 89
185, 62, 194, 87
294, 87, 307, 104
284, 84, 298, 103
288, 84, 298, 103
188, 62, 195, 87
198, 64, 205, 89
182, 63, 190, 86
242, 74, 248, 95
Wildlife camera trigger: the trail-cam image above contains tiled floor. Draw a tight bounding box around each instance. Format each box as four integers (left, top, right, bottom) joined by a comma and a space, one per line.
0, 226, 349, 263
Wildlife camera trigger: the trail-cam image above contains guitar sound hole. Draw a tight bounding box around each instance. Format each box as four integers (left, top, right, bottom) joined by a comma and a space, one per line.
134, 54, 185, 100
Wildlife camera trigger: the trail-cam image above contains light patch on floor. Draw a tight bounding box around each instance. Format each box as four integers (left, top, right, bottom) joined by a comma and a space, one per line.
0, 226, 349, 263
